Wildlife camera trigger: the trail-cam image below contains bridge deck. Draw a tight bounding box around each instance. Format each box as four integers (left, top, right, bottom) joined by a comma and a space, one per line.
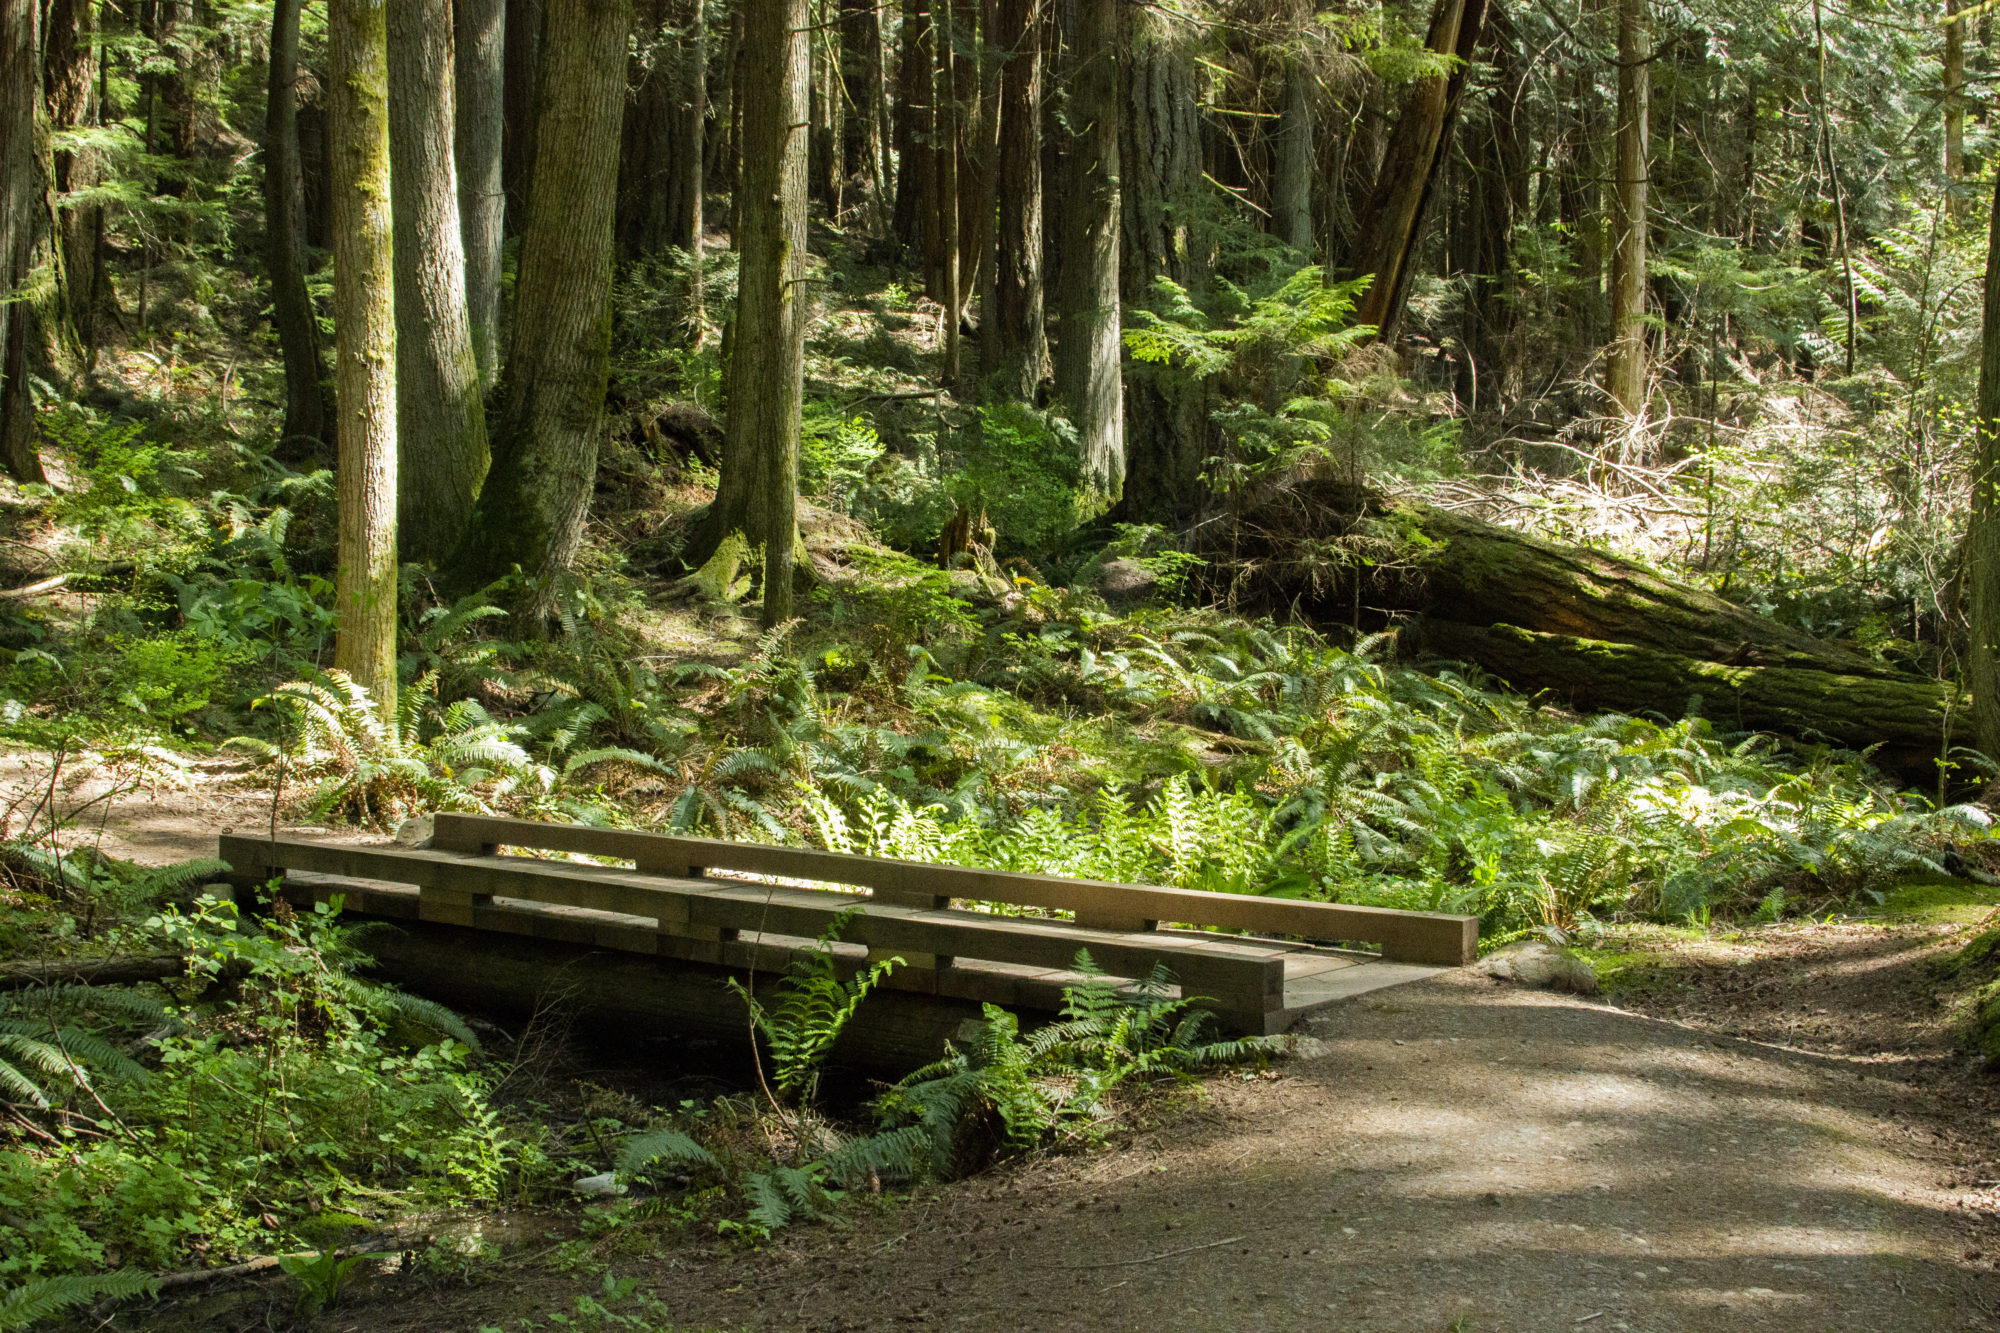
220, 816, 1475, 1037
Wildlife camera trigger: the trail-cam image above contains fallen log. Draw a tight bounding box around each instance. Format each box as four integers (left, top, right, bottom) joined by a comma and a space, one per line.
0, 954, 189, 991
1199, 477, 1960, 774
1416, 622, 1957, 777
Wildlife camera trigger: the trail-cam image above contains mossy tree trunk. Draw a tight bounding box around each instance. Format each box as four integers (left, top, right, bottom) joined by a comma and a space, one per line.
328, 0, 400, 719
454, 0, 507, 385
455, 0, 629, 631
702, 0, 809, 628
264, 0, 330, 456
390, 0, 491, 564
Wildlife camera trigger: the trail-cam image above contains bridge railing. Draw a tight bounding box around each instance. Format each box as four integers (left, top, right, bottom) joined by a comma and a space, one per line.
426, 813, 1477, 967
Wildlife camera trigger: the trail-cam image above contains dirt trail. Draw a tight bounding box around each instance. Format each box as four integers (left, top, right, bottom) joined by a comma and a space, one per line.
562, 971, 1994, 1333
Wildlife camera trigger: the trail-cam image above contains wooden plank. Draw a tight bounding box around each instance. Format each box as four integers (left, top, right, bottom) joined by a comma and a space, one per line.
227, 836, 1280, 1022
430, 814, 1477, 965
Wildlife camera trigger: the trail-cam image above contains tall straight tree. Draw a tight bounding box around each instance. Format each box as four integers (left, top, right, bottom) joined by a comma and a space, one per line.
1968, 165, 2000, 760
45, 0, 104, 364
327, 0, 399, 717
457, 0, 629, 628
264, 0, 329, 454
1603, 0, 1649, 418
892, 0, 938, 275
389, 0, 490, 561
0, 0, 42, 484
454, 0, 506, 384
703, 0, 810, 627
1054, 0, 1122, 495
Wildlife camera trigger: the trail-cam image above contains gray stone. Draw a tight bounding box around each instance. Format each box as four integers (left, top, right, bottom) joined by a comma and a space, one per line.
1093, 557, 1159, 604
392, 815, 435, 849
1476, 940, 1600, 995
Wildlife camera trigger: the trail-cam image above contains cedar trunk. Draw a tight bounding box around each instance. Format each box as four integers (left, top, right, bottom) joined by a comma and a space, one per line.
455, 0, 507, 384
390, 0, 491, 563
839, 0, 887, 229
457, 0, 629, 629
1053, 0, 1121, 495
328, 0, 401, 718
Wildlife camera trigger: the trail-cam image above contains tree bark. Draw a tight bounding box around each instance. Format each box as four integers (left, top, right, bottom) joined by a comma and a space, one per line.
1347, 0, 1487, 341
891, 0, 938, 276
390, 0, 491, 564
328, 0, 400, 719
502, 0, 542, 231
1945, 0, 1965, 186
0, 0, 44, 484
1272, 51, 1313, 256
984, 0, 1046, 399
265, 0, 331, 456
1118, 3, 1205, 524
702, 0, 810, 628
1603, 0, 1649, 418
618, 0, 678, 256
1460, 0, 1526, 416
666, 0, 705, 255
1053, 0, 1121, 496
456, 0, 629, 630
1968, 163, 2000, 761
839, 0, 887, 230
455, 0, 507, 385
937, 0, 963, 381
44, 0, 102, 367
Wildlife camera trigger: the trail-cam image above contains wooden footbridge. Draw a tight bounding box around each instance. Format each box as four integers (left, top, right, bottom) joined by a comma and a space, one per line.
218, 814, 1477, 1067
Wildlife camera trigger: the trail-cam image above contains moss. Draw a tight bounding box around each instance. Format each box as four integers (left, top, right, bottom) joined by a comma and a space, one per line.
1877, 877, 2000, 927
1574, 947, 1679, 997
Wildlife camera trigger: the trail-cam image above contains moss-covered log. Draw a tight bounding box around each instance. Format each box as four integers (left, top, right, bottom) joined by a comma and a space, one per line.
1417, 622, 1957, 775
1208, 478, 1960, 774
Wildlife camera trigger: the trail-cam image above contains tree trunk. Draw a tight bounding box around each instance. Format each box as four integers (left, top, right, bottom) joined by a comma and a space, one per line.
390, 0, 491, 564
44, 0, 101, 367
984, 0, 1045, 399
1272, 52, 1313, 255
839, 0, 887, 230
618, 0, 678, 256
667, 0, 704, 255
937, 0, 963, 381
0, 0, 44, 484
456, 0, 629, 630
1968, 163, 2000, 761
455, 0, 507, 385
502, 0, 542, 230
1603, 0, 1649, 418
265, 0, 331, 456
701, 0, 809, 628
892, 0, 938, 277
810, 0, 841, 215
1118, 4, 1206, 524
1461, 0, 1526, 416
1053, 0, 1121, 495
1347, 0, 1487, 342
1945, 0, 1965, 185
327, 0, 400, 718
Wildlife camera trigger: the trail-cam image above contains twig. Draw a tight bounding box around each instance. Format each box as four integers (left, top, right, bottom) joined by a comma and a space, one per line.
1056, 1234, 1246, 1270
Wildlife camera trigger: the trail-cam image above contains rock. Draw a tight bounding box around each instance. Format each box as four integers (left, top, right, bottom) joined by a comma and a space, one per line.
572, 1172, 624, 1197
1476, 940, 1600, 996
392, 815, 435, 849
1092, 557, 1159, 605
1283, 1035, 1334, 1060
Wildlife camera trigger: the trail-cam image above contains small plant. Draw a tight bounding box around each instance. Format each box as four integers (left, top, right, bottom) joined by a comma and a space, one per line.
278, 1246, 390, 1315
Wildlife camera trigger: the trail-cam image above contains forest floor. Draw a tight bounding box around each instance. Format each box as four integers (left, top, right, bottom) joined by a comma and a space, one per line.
58, 777, 2000, 1332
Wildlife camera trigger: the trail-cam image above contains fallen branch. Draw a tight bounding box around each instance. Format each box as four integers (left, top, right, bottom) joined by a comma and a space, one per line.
0, 954, 188, 991
0, 573, 68, 599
